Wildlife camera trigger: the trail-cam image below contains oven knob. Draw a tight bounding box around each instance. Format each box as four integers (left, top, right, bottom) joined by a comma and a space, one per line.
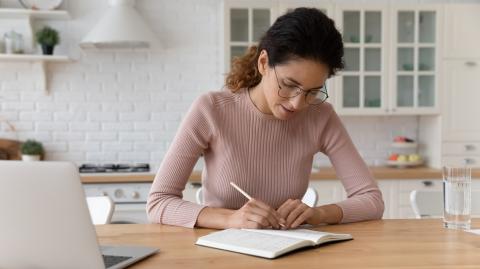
114, 189, 124, 198
132, 191, 140, 199
101, 191, 108, 196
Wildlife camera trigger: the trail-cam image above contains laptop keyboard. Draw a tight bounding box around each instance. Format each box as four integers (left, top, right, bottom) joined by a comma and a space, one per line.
103, 255, 132, 268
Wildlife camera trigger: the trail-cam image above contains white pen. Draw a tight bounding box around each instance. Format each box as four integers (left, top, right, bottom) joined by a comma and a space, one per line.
229, 182, 285, 228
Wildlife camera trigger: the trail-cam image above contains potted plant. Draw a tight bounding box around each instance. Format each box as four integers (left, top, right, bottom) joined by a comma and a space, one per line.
20, 139, 44, 161
35, 26, 60, 55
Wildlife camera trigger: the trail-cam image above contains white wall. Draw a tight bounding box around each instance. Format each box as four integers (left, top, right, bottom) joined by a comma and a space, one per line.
0, 0, 475, 170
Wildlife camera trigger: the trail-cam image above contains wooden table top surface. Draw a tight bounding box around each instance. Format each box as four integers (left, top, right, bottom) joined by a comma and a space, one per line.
82, 166, 480, 184
95, 219, 480, 269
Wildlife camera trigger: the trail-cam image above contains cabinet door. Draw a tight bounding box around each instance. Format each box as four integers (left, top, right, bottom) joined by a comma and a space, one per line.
391, 7, 440, 114
397, 179, 442, 219
336, 6, 388, 115
309, 180, 346, 206
224, 0, 277, 72
443, 60, 480, 142
444, 4, 480, 58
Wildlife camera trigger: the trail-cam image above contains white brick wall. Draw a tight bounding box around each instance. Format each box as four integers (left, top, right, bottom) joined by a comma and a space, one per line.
2, 0, 466, 171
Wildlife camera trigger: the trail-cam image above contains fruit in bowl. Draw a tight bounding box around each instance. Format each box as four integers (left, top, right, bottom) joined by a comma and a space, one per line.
397, 154, 408, 162
388, 153, 399, 161
408, 154, 421, 162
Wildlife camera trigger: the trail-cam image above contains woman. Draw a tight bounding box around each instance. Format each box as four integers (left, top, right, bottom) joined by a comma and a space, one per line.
147, 8, 384, 229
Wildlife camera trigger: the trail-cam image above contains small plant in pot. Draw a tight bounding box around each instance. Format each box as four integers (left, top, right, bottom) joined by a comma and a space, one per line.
35, 26, 60, 55
20, 139, 44, 161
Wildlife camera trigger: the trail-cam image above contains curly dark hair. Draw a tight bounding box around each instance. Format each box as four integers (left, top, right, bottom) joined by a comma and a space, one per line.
226, 7, 344, 92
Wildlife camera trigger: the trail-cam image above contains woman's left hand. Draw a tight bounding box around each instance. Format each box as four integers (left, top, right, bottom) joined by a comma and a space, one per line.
276, 199, 318, 229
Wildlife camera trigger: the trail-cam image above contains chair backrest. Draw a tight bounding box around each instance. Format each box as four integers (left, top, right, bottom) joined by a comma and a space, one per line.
301, 187, 318, 207
86, 196, 115, 225
195, 187, 318, 207
410, 189, 480, 219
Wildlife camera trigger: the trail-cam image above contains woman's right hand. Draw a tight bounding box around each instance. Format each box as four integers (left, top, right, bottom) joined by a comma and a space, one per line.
226, 199, 286, 229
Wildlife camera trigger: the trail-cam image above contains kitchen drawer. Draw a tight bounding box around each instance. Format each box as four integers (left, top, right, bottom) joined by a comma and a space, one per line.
398, 179, 442, 192
443, 155, 480, 168
443, 142, 480, 155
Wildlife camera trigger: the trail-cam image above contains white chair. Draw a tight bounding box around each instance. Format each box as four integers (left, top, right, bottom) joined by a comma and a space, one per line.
86, 196, 115, 225
195, 187, 318, 207
410, 189, 480, 219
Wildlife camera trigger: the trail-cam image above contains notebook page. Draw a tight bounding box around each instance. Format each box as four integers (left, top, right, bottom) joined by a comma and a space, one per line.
196, 229, 308, 258
243, 228, 352, 243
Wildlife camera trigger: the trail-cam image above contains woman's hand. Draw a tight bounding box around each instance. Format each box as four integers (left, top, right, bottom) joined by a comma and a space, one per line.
276, 199, 319, 229
226, 199, 286, 229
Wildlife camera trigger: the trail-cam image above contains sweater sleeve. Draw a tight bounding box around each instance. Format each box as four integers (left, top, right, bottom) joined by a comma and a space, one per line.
146, 93, 215, 228
318, 109, 384, 223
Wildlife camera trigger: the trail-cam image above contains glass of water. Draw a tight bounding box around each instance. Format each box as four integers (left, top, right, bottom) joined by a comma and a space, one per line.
443, 166, 472, 230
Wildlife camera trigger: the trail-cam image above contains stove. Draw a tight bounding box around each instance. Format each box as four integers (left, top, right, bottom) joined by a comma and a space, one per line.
80, 163, 152, 224
79, 163, 150, 173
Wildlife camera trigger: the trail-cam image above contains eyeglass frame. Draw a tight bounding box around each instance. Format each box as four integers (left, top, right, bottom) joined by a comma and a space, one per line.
272, 66, 329, 105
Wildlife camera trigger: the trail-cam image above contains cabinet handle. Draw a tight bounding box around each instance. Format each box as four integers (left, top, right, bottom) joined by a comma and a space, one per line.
422, 181, 433, 187
465, 61, 477, 67
464, 158, 476, 165
465, 144, 476, 151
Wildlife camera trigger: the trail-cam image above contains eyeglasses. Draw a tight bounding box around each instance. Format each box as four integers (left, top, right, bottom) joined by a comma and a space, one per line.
273, 66, 328, 105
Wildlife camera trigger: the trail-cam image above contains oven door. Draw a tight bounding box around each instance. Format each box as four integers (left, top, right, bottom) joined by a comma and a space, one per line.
111, 203, 148, 224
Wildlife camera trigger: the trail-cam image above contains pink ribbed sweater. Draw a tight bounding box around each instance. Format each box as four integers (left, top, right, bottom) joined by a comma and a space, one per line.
147, 88, 384, 228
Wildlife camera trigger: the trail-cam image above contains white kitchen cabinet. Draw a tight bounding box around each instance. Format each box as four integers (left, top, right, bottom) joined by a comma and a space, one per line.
335, 6, 388, 115
442, 59, 480, 168
309, 179, 397, 219
444, 4, 480, 59
443, 60, 480, 142
223, 2, 442, 116
389, 7, 441, 115
278, 0, 330, 15
443, 142, 480, 167
223, 0, 277, 72
334, 5, 441, 116
396, 179, 442, 218
309, 180, 346, 207
441, 3, 480, 168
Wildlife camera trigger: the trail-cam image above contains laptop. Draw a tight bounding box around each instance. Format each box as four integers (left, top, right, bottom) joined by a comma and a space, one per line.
0, 161, 158, 269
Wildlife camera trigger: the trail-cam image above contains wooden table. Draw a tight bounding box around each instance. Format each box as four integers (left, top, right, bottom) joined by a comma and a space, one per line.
96, 219, 480, 268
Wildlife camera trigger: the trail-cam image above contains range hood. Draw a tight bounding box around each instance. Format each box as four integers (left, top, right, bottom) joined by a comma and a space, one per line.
80, 0, 160, 49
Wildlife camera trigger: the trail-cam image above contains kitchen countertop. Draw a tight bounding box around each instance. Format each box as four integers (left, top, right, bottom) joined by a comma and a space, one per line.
80, 166, 480, 184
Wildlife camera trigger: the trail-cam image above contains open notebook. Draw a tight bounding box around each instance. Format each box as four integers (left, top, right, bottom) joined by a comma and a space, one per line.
196, 228, 353, 259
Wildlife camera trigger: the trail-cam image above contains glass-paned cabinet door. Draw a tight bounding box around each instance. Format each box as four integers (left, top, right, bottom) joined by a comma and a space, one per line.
336, 7, 387, 114
392, 8, 440, 113
224, 0, 276, 72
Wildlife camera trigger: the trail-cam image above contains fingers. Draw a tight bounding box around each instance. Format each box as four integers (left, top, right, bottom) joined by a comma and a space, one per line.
277, 199, 298, 219
277, 199, 312, 229
248, 199, 285, 228
290, 209, 313, 229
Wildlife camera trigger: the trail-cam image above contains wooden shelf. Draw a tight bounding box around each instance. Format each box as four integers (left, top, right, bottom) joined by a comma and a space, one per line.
0, 53, 70, 62
0, 8, 71, 94
0, 53, 72, 94
0, 8, 69, 20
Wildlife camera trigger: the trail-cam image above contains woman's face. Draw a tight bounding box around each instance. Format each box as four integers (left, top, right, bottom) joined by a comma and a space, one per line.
257, 51, 330, 120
